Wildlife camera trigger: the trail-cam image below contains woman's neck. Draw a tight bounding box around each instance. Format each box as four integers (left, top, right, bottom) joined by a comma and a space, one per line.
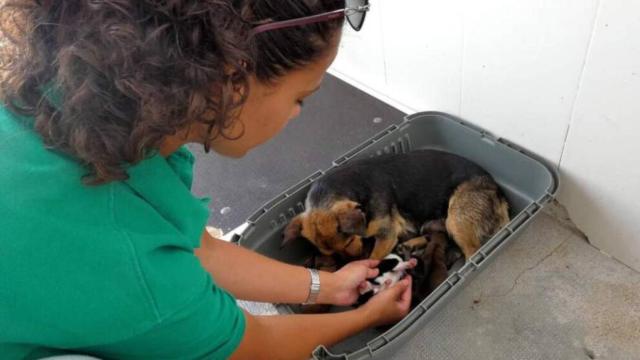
159, 130, 194, 157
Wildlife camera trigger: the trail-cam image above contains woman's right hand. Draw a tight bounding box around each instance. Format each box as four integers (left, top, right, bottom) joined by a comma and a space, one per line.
361, 276, 413, 327
232, 276, 413, 359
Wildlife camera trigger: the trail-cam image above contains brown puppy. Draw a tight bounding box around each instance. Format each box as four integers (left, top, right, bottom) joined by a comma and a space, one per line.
446, 176, 510, 258
423, 232, 449, 292
284, 199, 411, 260
401, 232, 449, 307
282, 150, 510, 261
283, 199, 371, 258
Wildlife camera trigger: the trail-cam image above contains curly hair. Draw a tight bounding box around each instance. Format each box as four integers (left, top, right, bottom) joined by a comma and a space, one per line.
0, 0, 344, 184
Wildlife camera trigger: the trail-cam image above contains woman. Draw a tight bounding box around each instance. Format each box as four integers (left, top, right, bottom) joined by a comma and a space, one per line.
0, 1, 412, 359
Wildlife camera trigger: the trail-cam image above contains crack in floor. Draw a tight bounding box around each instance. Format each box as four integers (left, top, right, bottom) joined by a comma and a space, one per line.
480, 238, 569, 300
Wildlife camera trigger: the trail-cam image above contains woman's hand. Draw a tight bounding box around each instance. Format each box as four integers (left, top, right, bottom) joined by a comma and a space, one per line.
319, 259, 380, 306
360, 276, 413, 327
234, 276, 411, 360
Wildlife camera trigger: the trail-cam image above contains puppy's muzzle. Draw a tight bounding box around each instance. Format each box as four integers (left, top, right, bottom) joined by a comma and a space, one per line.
344, 235, 364, 258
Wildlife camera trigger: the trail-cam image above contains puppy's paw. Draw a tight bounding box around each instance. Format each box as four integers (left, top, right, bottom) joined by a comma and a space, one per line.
397, 236, 428, 256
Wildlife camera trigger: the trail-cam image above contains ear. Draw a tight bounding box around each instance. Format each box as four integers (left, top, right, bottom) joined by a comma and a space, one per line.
281, 215, 304, 248
335, 201, 366, 235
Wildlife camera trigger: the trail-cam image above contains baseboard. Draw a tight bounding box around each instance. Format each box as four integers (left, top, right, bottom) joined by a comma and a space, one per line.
327, 68, 415, 115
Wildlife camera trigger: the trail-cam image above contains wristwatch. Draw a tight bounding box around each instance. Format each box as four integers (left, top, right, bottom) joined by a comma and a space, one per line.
303, 268, 321, 305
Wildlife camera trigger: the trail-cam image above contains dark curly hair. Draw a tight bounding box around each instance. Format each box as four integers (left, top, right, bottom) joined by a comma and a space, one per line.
0, 0, 344, 184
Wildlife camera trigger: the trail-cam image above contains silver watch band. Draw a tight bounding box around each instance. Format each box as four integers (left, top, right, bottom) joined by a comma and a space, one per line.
303, 268, 321, 305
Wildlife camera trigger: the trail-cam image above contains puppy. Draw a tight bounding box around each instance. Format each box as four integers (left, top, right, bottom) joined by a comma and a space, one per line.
357, 254, 417, 304
282, 149, 510, 260
399, 232, 450, 307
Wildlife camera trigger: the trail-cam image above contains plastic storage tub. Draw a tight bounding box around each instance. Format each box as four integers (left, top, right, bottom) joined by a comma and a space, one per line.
230, 112, 559, 359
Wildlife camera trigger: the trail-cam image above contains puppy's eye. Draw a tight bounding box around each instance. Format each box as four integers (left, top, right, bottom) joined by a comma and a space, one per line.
344, 237, 355, 247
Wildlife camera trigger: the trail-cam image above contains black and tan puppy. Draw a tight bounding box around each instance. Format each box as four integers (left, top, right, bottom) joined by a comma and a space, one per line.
282, 149, 510, 260
399, 231, 450, 307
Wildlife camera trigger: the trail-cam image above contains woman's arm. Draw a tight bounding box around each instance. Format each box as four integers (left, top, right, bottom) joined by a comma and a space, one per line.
195, 231, 376, 305
231, 277, 412, 360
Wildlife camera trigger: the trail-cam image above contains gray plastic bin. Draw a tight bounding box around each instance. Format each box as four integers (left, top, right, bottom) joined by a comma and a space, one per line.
231, 112, 559, 359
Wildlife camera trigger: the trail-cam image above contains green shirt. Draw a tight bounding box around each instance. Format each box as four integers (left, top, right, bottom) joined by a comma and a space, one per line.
0, 106, 245, 359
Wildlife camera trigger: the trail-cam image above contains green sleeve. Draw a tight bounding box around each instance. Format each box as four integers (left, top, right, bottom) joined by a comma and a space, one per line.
82, 273, 246, 360
93, 180, 247, 359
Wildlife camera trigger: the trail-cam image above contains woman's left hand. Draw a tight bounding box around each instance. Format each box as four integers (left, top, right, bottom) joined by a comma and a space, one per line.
320, 259, 380, 306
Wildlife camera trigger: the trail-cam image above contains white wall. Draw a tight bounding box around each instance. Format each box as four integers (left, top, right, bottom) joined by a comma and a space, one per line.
330, 0, 640, 271
559, 0, 640, 271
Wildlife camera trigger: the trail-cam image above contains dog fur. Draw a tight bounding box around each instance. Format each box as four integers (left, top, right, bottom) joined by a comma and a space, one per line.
282, 150, 510, 261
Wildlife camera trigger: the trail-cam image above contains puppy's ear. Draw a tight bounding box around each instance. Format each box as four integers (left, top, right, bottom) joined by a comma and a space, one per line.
335, 201, 366, 235
281, 215, 304, 248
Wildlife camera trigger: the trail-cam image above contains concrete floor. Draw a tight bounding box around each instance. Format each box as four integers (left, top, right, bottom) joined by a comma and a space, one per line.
193, 75, 640, 359
392, 212, 640, 360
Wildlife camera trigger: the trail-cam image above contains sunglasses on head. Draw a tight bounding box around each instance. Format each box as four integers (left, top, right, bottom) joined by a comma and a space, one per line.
250, 0, 370, 36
